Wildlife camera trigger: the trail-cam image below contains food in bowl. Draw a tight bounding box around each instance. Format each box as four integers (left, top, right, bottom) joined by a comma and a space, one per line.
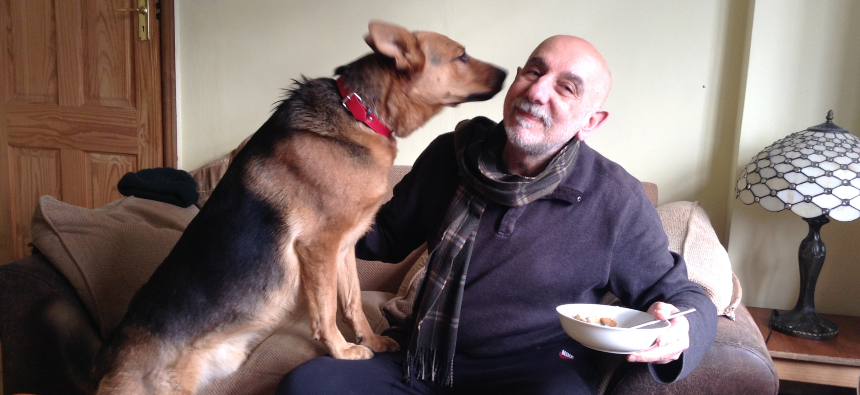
557, 303, 671, 354
573, 314, 618, 327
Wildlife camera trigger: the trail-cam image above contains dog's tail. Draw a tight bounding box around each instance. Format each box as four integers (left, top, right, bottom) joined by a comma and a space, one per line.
41, 298, 102, 394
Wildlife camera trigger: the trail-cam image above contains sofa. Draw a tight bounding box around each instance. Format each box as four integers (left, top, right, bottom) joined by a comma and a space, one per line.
0, 156, 779, 395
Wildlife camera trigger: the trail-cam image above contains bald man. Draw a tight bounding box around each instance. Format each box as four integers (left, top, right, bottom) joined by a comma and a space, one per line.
277, 35, 717, 395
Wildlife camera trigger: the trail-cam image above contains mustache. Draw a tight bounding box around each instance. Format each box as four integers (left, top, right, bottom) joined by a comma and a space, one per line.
512, 97, 553, 128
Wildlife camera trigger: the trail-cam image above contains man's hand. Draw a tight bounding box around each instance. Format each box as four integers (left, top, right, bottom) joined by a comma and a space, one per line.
626, 302, 690, 364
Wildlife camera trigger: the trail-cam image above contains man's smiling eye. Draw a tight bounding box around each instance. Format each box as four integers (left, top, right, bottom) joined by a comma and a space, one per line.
457, 53, 469, 63
522, 68, 541, 79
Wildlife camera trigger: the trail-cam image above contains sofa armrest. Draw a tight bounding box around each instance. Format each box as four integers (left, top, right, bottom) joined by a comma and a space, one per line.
602, 304, 778, 395
0, 253, 94, 395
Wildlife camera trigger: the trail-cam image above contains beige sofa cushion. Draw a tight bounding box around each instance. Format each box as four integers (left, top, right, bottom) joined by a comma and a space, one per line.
188, 135, 251, 208
30, 196, 198, 337
382, 248, 429, 325
656, 201, 741, 318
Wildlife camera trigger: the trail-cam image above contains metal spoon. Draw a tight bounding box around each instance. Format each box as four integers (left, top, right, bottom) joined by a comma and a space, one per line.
628, 308, 697, 329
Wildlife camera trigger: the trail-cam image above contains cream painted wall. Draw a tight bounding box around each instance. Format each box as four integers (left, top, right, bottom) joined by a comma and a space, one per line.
176, 0, 747, 234
728, 0, 860, 316
176, 0, 744, 239
175, 1, 860, 315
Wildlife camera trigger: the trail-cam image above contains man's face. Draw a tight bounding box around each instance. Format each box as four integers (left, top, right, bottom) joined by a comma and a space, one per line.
502, 37, 608, 157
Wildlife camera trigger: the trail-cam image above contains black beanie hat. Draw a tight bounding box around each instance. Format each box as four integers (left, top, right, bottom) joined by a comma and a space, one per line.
117, 167, 199, 208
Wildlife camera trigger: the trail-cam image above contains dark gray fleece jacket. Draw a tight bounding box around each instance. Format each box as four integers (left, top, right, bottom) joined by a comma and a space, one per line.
357, 118, 717, 383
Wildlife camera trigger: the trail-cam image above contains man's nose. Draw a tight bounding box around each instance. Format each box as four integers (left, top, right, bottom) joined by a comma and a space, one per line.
526, 75, 551, 105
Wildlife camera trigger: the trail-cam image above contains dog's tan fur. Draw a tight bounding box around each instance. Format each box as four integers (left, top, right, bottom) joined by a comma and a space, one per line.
82, 21, 505, 394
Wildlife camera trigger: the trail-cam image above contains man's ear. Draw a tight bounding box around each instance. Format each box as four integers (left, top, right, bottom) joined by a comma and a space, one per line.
576, 109, 609, 141
365, 21, 425, 72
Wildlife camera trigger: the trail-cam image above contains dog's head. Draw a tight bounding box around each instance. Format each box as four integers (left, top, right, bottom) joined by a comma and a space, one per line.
363, 21, 507, 137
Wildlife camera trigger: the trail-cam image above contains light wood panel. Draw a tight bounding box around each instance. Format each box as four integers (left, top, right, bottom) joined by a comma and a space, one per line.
1, 0, 164, 263
159, 0, 177, 167
8, 147, 61, 258
56, 0, 84, 107
87, 152, 135, 208
773, 359, 860, 389
83, 0, 134, 109
748, 307, 860, 389
4, 0, 59, 104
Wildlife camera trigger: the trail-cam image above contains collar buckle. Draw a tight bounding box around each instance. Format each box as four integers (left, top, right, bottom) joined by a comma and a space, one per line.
341, 92, 362, 108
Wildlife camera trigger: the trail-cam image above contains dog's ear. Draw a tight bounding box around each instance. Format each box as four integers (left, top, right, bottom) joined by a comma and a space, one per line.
365, 21, 425, 72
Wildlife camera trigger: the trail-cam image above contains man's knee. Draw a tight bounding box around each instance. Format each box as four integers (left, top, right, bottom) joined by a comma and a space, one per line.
276, 357, 347, 395
275, 352, 409, 395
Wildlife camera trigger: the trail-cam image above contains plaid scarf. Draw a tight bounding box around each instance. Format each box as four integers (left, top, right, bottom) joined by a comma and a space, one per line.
405, 116, 581, 386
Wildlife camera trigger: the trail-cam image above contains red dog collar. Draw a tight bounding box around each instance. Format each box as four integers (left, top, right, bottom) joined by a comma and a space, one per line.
336, 76, 392, 138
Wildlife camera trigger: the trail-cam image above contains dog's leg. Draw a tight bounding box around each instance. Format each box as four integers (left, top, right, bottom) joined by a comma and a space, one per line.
97, 372, 146, 395
338, 245, 399, 352
170, 351, 207, 395
298, 237, 374, 360
96, 340, 164, 395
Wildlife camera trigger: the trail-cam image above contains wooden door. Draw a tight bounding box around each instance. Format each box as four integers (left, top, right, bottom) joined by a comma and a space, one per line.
0, 0, 164, 263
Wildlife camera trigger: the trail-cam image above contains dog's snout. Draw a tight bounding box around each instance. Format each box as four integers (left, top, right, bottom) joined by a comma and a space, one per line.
491, 68, 507, 91
465, 91, 499, 102
462, 66, 507, 103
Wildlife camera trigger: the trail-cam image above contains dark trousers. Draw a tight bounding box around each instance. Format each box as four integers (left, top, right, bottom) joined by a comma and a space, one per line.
276, 338, 599, 395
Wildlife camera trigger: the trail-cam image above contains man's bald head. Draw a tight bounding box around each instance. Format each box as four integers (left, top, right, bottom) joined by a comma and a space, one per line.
501, 35, 612, 175
530, 35, 612, 108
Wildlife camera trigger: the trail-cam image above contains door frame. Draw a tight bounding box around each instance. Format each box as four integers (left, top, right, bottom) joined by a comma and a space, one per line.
160, 0, 177, 168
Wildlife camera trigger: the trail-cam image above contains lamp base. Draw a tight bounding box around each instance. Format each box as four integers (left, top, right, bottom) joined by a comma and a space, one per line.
770, 308, 838, 340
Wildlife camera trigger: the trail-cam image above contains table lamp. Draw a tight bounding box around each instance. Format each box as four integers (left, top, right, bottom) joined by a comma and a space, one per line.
736, 110, 859, 340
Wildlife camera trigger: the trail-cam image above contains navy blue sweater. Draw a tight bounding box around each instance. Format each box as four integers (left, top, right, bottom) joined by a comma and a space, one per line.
357, 121, 717, 382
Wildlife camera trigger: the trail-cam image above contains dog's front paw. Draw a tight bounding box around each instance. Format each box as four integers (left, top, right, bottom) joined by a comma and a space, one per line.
330, 342, 374, 360
360, 334, 400, 353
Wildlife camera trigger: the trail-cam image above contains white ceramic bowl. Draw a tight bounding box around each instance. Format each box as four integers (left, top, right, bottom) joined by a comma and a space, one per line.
556, 303, 671, 354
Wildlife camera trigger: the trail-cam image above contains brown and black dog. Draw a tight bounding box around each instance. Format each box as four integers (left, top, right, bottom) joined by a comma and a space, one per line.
53, 21, 505, 394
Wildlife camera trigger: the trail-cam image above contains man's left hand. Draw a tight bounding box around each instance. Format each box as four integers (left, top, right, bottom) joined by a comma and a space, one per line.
626, 302, 690, 364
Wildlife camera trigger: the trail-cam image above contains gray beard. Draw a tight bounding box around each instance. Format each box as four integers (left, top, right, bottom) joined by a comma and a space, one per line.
503, 97, 591, 157
505, 116, 584, 157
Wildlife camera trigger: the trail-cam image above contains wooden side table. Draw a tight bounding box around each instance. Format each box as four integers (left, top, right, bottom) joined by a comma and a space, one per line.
748, 306, 860, 389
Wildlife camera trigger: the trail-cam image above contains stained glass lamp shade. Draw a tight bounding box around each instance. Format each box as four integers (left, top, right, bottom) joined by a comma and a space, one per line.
736, 111, 859, 340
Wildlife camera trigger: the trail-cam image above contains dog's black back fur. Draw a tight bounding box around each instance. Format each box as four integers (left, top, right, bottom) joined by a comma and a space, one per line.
92, 54, 397, 376
93, 75, 345, 375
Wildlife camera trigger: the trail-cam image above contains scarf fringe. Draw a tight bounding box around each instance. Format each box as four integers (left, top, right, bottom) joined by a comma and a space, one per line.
404, 348, 455, 387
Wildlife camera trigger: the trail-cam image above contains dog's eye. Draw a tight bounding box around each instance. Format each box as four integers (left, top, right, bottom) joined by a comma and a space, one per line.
457, 53, 469, 63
